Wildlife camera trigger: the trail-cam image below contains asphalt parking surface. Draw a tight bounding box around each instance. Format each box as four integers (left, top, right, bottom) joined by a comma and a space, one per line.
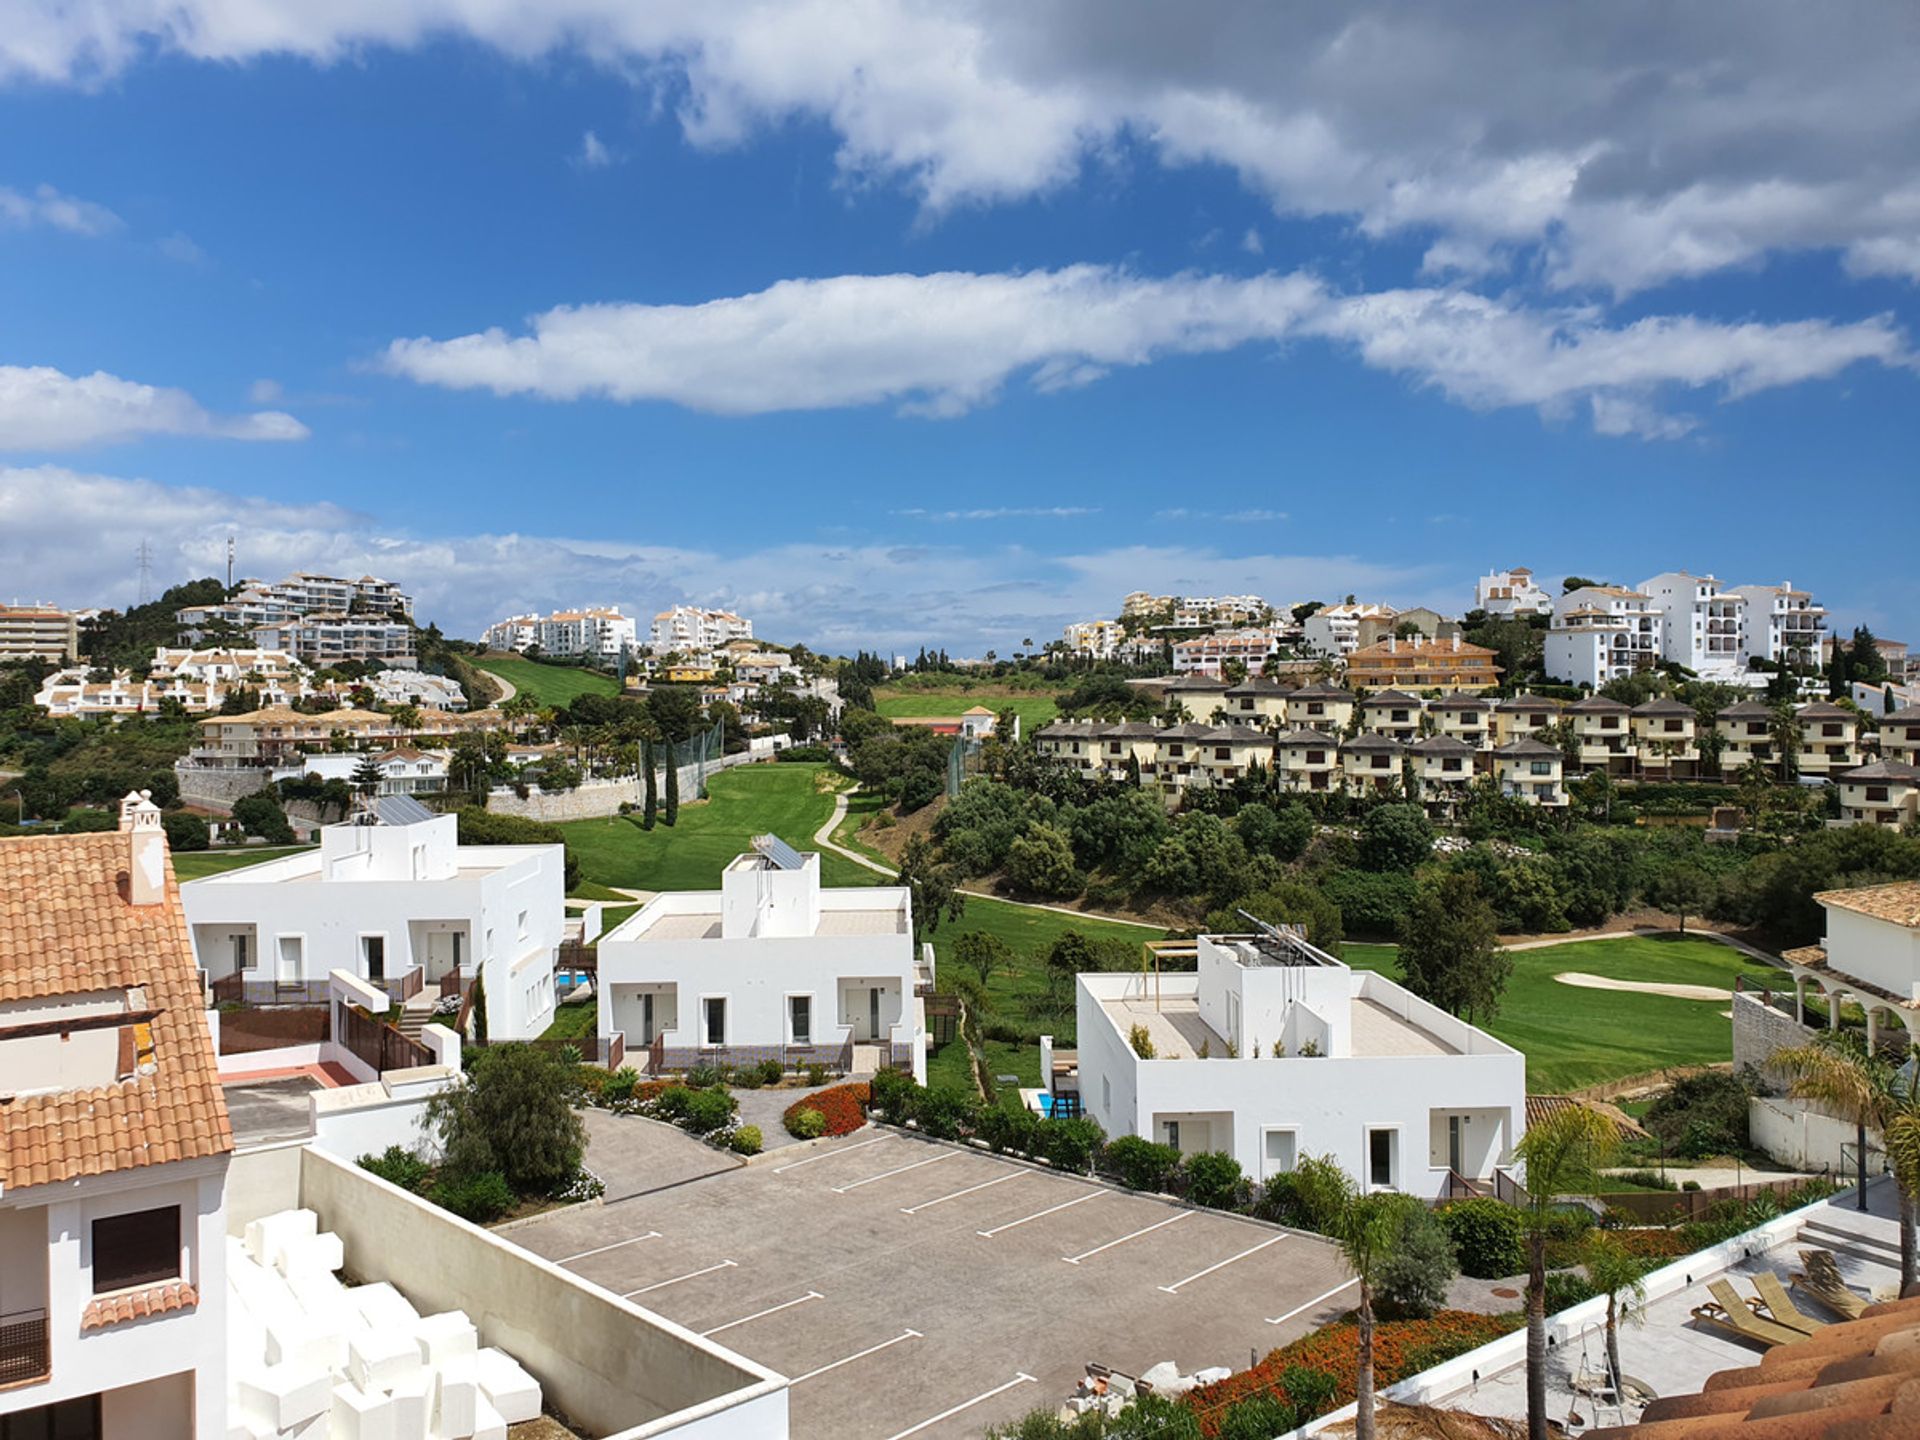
508, 1129, 1355, 1439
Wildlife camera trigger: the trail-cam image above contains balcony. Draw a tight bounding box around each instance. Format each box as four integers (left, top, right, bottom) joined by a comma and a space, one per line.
0, 1308, 49, 1387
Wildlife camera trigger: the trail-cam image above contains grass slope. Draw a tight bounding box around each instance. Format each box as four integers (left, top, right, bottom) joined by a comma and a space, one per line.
173, 846, 314, 881
874, 689, 1059, 734
470, 653, 619, 707
1343, 934, 1783, 1092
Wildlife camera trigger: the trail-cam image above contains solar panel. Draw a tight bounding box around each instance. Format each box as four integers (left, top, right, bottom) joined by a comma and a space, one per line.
752, 833, 806, 870
375, 794, 436, 827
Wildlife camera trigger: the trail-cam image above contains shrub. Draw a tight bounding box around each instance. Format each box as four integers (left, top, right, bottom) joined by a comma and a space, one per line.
754, 1058, 783, 1087
1644, 1070, 1750, 1159
1127, 1023, 1156, 1060
1543, 1270, 1599, 1313
731, 1065, 763, 1090
805, 1062, 828, 1087
653, 1085, 697, 1123
1252, 1153, 1352, 1234
1439, 1198, 1525, 1279
1376, 1200, 1459, 1320
552, 1168, 605, 1204
682, 1088, 738, 1135
357, 1145, 430, 1194
685, 1063, 727, 1089
1608, 1169, 1677, 1192
426, 1042, 585, 1199
784, 1081, 870, 1138
162, 809, 209, 852
431, 1170, 514, 1223
975, 1104, 1038, 1156
729, 1125, 764, 1155
1033, 1116, 1105, 1174
786, 1107, 828, 1140
1105, 1135, 1181, 1193
1180, 1151, 1249, 1211
869, 1068, 919, 1120
602, 1067, 639, 1103
1213, 1394, 1299, 1440
914, 1088, 980, 1141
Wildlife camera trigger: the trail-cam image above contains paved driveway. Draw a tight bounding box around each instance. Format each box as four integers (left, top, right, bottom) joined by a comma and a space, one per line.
579, 1107, 741, 1200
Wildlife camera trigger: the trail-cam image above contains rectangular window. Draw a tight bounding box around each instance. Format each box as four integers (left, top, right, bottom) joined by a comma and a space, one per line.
703, 996, 727, 1047
789, 994, 812, 1045
362, 934, 385, 981
0, 1396, 102, 1440
1443, 759, 1462, 772
1531, 760, 1552, 775
1368, 1129, 1395, 1188
1263, 1129, 1297, 1178
91, 1206, 180, 1293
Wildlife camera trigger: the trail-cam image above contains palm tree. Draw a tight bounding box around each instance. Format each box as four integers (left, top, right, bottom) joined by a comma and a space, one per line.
1515, 1105, 1617, 1440
1332, 1187, 1398, 1440
1581, 1231, 1647, 1399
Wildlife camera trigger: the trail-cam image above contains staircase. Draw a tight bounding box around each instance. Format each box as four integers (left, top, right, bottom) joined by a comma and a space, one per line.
396, 991, 438, 1044
1798, 1211, 1903, 1271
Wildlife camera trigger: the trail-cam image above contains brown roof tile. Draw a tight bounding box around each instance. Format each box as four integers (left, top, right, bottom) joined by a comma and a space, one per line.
80, 1280, 200, 1331
1814, 883, 1920, 930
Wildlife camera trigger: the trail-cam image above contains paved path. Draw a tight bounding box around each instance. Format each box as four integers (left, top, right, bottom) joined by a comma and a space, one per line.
578, 1107, 739, 1201
732, 1081, 838, 1151
813, 789, 1163, 931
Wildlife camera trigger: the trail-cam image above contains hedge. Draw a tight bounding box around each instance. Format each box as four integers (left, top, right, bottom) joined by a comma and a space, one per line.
784, 1081, 871, 1138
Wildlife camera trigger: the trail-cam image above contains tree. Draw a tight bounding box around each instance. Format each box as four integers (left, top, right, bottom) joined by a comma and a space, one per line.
1395, 871, 1509, 1022
1332, 1188, 1399, 1440
1214, 880, 1344, 954
1514, 1105, 1617, 1440
1581, 1231, 1647, 1397
425, 1043, 584, 1197
1045, 931, 1095, 1000
1004, 822, 1083, 898
232, 789, 295, 845
952, 930, 1012, 984
350, 751, 384, 798
1562, 576, 1604, 593
899, 834, 964, 941
641, 737, 658, 829
663, 750, 679, 826
1648, 862, 1714, 934
1375, 1198, 1459, 1320
1357, 803, 1433, 871
162, 809, 209, 852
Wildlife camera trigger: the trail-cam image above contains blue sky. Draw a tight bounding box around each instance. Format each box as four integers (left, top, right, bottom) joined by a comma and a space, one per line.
1, 5, 1915, 652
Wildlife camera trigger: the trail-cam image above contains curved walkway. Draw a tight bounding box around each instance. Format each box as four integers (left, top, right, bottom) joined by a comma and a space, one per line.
812, 789, 1162, 931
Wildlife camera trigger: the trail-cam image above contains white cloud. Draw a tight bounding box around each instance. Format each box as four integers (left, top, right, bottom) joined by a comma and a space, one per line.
381, 265, 1910, 437
1156, 507, 1287, 523
574, 129, 615, 168
156, 230, 204, 263
2, 5, 1915, 296
248, 378, 284, 403
0, 365, 310, 450
0, 182, 120, 235
893, 506, 1099, 521
1240, 227, 1262, 256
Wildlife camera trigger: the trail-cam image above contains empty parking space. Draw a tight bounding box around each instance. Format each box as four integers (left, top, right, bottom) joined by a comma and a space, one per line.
506, 1128, 1353, 1439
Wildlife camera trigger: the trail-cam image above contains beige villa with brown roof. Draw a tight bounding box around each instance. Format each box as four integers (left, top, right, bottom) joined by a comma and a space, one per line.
1774, 881, 1920, 1054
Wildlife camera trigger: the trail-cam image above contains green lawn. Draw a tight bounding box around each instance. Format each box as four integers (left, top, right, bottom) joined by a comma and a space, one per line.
874, 689, 1059, 734
470, 653, 619, 707
558, 763, 872, 891
1343, 934, 1784, 1092
173, 846, 314, 881
538, 999, 599, 1042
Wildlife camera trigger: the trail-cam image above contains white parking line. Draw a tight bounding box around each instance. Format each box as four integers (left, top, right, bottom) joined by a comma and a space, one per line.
832, 1150, 962, 1194
788, 1329, 922, 1386
773, 1135, 890, 1173
700, 1291, 823, 1337
1157, 1234, 1287, 1293
1266, 1278, 1359, 1326
900, 1169, 1027, 1215
976, 1189, 1103, 1238
1062, 1211, 1191, 1265
624, 1260, 737, 1297
554, 1230, 661, 1265
884, 1373, 1038, 1439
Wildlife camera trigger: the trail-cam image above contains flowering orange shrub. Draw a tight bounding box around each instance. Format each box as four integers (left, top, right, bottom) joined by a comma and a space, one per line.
1186, 1309, 1519, 1431
783, 1081, 871, 1137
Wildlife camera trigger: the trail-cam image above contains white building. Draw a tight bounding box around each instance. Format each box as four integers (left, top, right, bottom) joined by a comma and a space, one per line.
1062, 620, 1127, 660
483, 607, 636, 662
1726, 582, 1827, 669
0, 797, 234, 1439
597, 839, 930, 1083
1474, 567, 1554, 616
1170, 627, 1284, 676
1074, 928, 1523, 1198
1303, 602, 1396, 658
181, 800, 562, 1039
296, 748, 450, 796
365, 667, 466, 710
0, 601, 79, 661
1637, 572, 1748, 681
1545, 586, 1664, 689
648, 605, 753, 659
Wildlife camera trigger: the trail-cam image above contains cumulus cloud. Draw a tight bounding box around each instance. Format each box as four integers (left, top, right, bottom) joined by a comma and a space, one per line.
893, 506, 1099, 521
380, 265, 1910, 437
2, 4, 1916, 295
0, 365, 310, 450
0, 182, 120, 235
574, 130, 615, 168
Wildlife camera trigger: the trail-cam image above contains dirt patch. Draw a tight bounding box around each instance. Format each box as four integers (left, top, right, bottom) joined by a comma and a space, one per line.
1554, 971, 1729, 1001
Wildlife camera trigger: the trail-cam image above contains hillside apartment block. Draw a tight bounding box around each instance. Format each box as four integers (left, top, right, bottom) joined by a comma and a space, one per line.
1474, 566, 1555, 616
175, 572, 416, 669
1545, 572, 1827, 689
481, 606, 637, 661
1074, 927, 1523, 1198
648, 604, 753, 662
0, 798, 235, 1439
33, 646, 467, 720
0, 601, 79, 661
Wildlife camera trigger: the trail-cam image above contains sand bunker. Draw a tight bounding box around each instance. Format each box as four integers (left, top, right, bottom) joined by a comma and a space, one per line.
1554, 971, 1729, 1001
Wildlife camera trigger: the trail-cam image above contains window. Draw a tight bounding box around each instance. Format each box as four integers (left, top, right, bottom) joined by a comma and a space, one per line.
1, 1396, 102, 1440
1161, 1119, 1181, 1151
1530, 760, 1552, 775
703, 996, 727, 1047
1263, 1129, 1297, 1178
361, 934, 385, 981
1368, 1129, 1396, 1188
789, 995, 812, 1046
91, 1206, 180, 1293
1443, 758, 1462, 772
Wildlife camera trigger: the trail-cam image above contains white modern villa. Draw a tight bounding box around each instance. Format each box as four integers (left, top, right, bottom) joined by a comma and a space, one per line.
1073, 927, 1524, 1198
181, 799, 563, 1040
596, 838, 931, 1082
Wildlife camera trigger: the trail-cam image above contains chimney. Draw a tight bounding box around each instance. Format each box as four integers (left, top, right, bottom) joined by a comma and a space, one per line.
119, 789, 166, 906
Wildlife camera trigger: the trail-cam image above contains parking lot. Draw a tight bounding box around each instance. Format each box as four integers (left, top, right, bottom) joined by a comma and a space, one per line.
509, 1127, 1356, 1439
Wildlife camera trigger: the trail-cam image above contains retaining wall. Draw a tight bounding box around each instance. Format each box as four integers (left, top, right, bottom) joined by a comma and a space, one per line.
1732, 989, 1817, 1078
485, 751, 759, 822
174, 762, 274, 811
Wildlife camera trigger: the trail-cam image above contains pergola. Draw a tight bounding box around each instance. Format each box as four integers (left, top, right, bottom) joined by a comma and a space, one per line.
1776, 943, 1920, 1053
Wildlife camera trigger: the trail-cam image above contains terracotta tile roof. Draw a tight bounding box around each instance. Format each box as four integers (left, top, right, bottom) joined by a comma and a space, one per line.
1782, 944, 1828, 968
80, 1280, 200, 1331
0, 832, 232, 1191
1814, 883, 1920, 930
1587, 1293, 1920, 1439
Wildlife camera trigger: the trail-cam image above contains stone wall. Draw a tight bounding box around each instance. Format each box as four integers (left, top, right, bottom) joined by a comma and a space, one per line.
1731, 989, 1816, 1080
173, 761, 273, 812
484, 751, 760, 822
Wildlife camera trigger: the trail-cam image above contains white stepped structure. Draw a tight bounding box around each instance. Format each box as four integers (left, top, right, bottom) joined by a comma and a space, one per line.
226, 1208, 542, 1439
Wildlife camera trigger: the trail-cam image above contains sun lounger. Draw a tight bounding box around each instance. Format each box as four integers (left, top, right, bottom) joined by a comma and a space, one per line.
1793, 1248, 1871, 1321
1691, 1279, 1805, 1349
1751, 1270, 1826, 1335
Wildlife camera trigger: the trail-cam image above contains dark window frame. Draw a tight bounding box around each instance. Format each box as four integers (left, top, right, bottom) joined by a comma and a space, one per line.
90, 1205, 181, 1294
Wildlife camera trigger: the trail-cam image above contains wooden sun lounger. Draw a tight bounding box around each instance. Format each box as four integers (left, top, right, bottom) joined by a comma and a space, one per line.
1690, 1278, 1806, 1349
1752, 1270, 1826, 1335
1793, 1247, 1872, 1321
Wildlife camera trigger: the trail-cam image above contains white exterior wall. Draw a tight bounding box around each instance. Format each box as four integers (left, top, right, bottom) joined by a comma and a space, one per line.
0, 1158, 228, 1439
1822, 905, 1920, 1004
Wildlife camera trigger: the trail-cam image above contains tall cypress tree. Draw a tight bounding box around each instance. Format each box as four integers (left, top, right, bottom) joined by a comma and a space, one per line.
641, 738, 658, 829
663, 747, 679, 826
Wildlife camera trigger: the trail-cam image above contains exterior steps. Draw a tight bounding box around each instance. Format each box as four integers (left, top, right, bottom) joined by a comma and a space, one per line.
396, 994, 437, 1043
1798, 1214, 1904, 1270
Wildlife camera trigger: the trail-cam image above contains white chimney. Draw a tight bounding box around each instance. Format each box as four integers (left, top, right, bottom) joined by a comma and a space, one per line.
119, 789, 166, 906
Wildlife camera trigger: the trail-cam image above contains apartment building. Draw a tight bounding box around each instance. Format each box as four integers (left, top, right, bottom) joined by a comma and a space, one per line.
0, 601, 79, 661
34, 647, 324, 719
1429, 695, 1494, 751
1303, 602, 1396, 657
1491, 693, 1564, 746
1795, 700, 1862, 779
1170, 627, 1283, 676
1630, 697, 1700, 779
1340, 734, 1406, 797
1032, 720, 1114, 777
1834, 762, 1920, 827
1222, 676, 1292, 726
1474, 567, 1554, 617
183, 704, 507, 769
1715, 699, 1779, 778
1148, 723, 1219, 788
648, 605, 753, 658
296, 747, 450, 796
1354, 607, 1461, 650
598, 840, 928, 1081
177, 572, 412, 636
1062, 620, 1127, 659
1727, 582, 1827, 668
1492, 737, 1568, 806
270, 613, 416, 668
0, 796, 234, 1439
182, 800, 561, 1037
1075, 928, 1523, 1198
1566, 695, 1635, 775
1345, 636, 1501, 694
483, 607, 636, 661
1638, 571, 1748, 681
1162, 675, 1232, 721
1284, 680, 1356, 733
1275, 728, 1341, 794
1195, 724, 1273, 786
1410, 736, 1479, 815
364, 667, 466, 710
1545, 586, 1665, 688
1357, 689, 1423, 742
1121, 591, 1176, 621
1880, 706, 1920, 767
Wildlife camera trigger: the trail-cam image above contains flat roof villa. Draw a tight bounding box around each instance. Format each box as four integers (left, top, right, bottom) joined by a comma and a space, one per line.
597, 839, 930, 1082
1075, 928, 1524, 1200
